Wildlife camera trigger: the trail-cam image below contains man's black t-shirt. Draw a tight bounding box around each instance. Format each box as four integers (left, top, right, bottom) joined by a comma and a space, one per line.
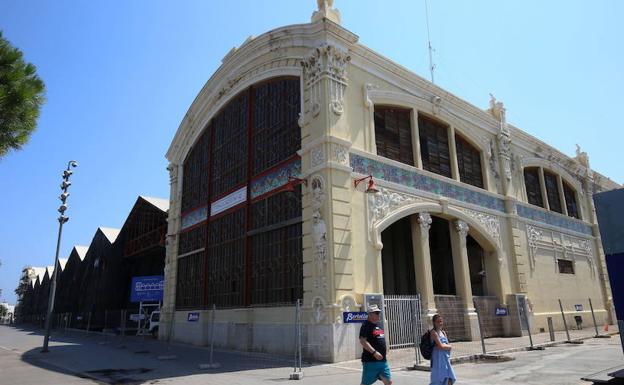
359, 320, 387, 362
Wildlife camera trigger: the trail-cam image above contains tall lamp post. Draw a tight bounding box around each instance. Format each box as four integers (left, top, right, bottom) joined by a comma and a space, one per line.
42, 160, 77, 353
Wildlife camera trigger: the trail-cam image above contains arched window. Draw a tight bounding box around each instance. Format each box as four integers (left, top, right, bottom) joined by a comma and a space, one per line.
181, 129, 210, 213
418, 115, 451, 178
177, 77, 302, 309
374, 106, 414, 166
544, 170, 563, 214
523, 167, 544, 208
523, 166, 582, 219
455, 134, 484, 188
563, 181, 579, 219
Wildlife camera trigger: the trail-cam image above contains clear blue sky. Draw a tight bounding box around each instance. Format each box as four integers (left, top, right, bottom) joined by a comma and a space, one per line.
1, 1, 622, 304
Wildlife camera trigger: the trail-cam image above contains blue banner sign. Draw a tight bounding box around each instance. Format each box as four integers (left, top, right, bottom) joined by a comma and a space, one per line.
343, 312, 368, 323
495, 307, 508, 316
130, 276, 164, 303
575, 304, 583, 311
187, 312, 200, 322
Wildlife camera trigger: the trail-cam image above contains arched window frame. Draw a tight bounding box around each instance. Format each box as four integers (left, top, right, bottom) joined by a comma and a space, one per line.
365, 90, 491, 191
521, 158, 583, 220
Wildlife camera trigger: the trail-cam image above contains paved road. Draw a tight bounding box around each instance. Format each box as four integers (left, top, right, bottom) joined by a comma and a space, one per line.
0, 324, 622, 384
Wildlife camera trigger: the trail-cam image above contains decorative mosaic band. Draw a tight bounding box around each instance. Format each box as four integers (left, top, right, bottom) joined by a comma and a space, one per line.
181, 205, 208, 230
250, 160, 301, 199
350, 153, 506, 212
517, 204, 592, 235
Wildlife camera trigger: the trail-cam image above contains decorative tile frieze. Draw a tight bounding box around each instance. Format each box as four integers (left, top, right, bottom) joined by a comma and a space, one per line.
250, 160, 301, 199
517, 204, 592, 235
351, 153, 506, 212
181, 206, 208, 230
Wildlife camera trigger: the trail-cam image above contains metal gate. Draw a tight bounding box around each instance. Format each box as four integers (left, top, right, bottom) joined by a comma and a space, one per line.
383, 295, 423, 352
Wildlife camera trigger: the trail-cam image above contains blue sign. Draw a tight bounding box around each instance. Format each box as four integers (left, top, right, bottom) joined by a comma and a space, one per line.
495, 307, 508, 316
575, 304, 583, 311
187, 312, 200, 322
130, 276, 164, 303
343, 312, 368, 323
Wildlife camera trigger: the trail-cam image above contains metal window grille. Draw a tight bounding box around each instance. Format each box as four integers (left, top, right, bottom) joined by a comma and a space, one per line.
252, 78, 301, 175
374, 106, 414, 166
181, 128, 211, 213
455, 133, 484, 189
418, 115, 452, 178
524, 167, 544, 207
176, 251, 205, 309
544, 170, 563, 213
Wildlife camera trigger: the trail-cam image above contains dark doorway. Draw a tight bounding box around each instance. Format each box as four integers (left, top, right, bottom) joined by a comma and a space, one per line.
467, 235, 486, 296
381, 216, 417, 295
430, 216, 456, 295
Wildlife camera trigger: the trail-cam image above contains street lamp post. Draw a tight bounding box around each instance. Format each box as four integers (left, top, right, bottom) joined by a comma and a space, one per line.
42, 160, 77, 353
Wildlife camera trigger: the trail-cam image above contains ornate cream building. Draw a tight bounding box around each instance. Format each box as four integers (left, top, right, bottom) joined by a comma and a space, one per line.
161, 2, 620, 362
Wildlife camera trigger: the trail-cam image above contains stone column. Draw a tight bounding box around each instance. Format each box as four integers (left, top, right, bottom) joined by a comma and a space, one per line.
160, 162, 181, 340
449, 220, 480, 340
411, 213, 436, 316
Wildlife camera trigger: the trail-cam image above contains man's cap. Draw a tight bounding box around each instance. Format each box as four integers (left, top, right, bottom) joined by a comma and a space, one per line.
367, 304, 381, 313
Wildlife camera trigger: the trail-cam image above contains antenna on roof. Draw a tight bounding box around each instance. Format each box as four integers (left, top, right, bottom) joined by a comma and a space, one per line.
424, 0, 436, 84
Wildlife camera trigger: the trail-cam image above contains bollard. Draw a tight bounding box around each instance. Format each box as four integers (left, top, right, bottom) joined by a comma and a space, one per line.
413, 295, 422, 364
290, 299, 303, 380
589, 298, 611, 338
558, 299, 571, 343
198, 304, 220, 369
547, 317, 555, 341
473, 298, 487, 355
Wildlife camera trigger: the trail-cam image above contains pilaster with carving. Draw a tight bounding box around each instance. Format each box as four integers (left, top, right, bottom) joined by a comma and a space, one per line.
161, 163, 181, 338
300, 44, 351, 128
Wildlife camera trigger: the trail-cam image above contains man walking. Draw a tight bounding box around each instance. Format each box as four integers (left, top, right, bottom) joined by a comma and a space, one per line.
359, 304, 392, 385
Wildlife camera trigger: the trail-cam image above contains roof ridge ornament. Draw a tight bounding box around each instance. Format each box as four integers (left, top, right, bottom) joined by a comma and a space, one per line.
312, 0, 341, 25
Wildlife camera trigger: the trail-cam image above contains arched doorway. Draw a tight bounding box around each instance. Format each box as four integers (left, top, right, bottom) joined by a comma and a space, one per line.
380, 216, 417, 295
467, 235, 486, 296
429, 216, 456, 295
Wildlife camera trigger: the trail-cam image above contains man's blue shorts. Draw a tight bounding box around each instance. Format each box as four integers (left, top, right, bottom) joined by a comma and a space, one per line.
361, 361, 391, 385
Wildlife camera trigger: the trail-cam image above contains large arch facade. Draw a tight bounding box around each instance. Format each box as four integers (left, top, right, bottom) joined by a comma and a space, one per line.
162, 3, 618, 363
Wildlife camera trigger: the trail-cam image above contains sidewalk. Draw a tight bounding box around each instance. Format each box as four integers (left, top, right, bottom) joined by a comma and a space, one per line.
0, 324, 621, 385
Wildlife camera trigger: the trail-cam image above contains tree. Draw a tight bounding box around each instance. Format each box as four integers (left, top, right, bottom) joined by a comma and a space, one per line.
0, 31, 45, 158
0, 303, 7, 318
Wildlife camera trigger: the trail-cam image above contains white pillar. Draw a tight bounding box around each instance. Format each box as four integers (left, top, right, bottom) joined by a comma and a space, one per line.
411, 213, 436, 316
450, 220, 480, 340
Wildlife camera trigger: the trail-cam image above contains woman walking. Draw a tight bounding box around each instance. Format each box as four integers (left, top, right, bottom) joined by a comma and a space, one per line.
430, 314, 456, 385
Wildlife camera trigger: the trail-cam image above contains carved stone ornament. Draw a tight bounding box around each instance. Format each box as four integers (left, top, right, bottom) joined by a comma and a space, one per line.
418, 212, 433, 232
312, 296, 327, 324
368, 187, 422, 225
311, 146, 325, 168
167, 163, 178, 185
489, 94, 513, 182
487, 139, 499, 179
455, 220, 470, 238
579, 239, 595, 276
363, 83, 379, 109
310, 175, 328, 289
335, 294, 359, 323
459, 208, 501, 246
526, 224, 543, 271
330, 143, 349, 165
300, 44, 351, 123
